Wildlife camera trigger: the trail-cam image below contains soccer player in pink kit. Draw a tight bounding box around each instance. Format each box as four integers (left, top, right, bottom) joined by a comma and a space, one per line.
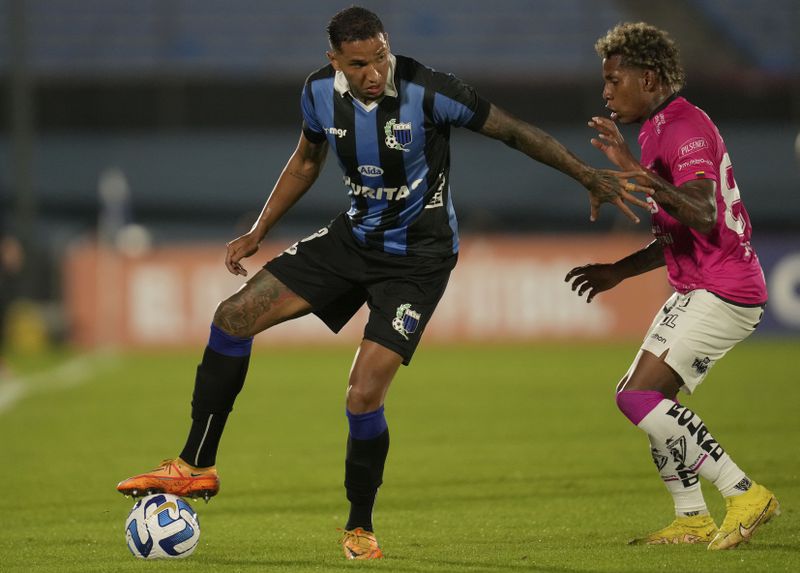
565, 22, 780, 549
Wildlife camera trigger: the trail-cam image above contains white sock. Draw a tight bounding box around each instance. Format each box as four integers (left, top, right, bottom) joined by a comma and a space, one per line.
647, 434, 709, 517
638, 399, 746, 498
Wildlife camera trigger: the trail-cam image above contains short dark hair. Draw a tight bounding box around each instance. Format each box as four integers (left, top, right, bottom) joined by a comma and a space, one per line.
327, 6, 385, 52
595, 22, 685, 92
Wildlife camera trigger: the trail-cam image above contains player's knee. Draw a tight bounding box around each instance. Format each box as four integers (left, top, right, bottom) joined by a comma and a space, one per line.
346, 383, 383, 414
615, 390, 664, 425
212, 298, 254, 338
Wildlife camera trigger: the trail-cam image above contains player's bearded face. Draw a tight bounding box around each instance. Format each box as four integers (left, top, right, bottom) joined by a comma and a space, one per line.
601, 55, 648, 124
328, 33, 391, 104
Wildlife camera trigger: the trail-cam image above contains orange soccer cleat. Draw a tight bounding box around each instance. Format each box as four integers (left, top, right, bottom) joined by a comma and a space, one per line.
340, 527, 384, 560
116, 458, 220, 502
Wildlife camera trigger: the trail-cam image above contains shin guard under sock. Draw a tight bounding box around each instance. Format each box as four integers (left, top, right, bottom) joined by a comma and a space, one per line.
617, 390, 746, 498
345, 407, 389, 531
647, 434, 709, 516
180, 324, 252, 467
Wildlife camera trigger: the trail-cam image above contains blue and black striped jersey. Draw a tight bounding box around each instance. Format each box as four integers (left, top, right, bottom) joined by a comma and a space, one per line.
300, 54, 490, 257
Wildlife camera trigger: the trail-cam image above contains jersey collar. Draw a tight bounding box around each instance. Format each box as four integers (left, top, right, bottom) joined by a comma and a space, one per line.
648, 92, 679, 120
334, 53, 398, 104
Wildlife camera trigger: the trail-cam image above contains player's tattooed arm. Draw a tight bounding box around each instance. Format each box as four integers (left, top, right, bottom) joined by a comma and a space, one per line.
225, 134, 329, 276
638, 174, 717, 234
479, 104, 652, 223
587, 116, 716, 233
255, 133, 329, 237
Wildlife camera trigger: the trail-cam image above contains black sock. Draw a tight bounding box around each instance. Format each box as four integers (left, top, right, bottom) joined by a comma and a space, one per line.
344, 429, 390, 531
179, 346, 249, 467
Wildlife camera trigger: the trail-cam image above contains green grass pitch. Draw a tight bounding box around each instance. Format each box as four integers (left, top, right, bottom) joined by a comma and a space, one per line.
0, 339, 797, 572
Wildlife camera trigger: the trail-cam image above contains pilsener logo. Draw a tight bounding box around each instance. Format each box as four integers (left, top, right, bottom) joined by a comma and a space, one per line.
679, 137, 708, 157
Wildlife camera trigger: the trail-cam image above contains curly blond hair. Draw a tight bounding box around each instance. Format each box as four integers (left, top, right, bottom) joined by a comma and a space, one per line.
595, 22, 685, 92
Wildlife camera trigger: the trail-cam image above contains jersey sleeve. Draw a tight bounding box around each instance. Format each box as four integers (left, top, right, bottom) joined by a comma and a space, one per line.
422, 68, 490, 131
663, 117, 719, 188
300, 82, 327, 144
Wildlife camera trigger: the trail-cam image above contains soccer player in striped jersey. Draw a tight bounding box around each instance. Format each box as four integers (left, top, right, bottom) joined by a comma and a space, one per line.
117, 7, 651, 559
565, 22, 779, 550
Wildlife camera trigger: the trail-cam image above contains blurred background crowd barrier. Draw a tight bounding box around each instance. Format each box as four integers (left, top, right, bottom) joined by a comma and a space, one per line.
0, 0, 798, 352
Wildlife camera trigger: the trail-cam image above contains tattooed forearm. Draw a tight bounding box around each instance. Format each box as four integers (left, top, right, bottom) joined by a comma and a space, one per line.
650, 178, 717, 234
480, 104, 589, 183
286, 169, 316, 184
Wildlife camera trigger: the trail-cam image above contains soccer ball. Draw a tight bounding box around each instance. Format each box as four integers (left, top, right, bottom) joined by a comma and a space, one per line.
124, 493, 200, 559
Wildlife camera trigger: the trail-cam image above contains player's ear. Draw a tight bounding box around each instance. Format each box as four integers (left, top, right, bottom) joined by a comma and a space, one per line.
642, 69, 658, 92
327, 50, 341, 71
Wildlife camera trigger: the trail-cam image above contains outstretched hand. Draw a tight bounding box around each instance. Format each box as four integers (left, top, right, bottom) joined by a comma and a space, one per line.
582, 114, 654, 223
225, 232, 262, 276
588, 115, 639, 170
584, 168, 653, 224
564, 263, 623, 303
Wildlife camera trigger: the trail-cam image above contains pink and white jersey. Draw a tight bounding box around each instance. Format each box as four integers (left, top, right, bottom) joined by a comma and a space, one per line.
639, 96, 767, 305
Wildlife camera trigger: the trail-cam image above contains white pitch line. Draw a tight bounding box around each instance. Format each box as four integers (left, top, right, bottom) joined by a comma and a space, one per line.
0, 380, 26, 413
0, 352, 116, 415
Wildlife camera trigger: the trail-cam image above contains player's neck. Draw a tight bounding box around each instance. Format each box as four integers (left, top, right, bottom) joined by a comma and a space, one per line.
645, 90, 678, 120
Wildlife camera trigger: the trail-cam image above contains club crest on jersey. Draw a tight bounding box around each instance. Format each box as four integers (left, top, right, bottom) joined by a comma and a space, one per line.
384, 119, 412, 152
392, 303, 421, 340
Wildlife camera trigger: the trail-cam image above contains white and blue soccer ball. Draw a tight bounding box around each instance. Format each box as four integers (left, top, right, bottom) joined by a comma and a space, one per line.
125, 493, 200, 559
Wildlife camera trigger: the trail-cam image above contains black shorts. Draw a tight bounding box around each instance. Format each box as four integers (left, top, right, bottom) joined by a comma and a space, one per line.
265, 214, 457, 365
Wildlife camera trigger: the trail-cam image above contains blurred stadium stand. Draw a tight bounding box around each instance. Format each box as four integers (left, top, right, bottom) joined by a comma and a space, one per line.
0, 0, 798, 310
692, 0, 797, 71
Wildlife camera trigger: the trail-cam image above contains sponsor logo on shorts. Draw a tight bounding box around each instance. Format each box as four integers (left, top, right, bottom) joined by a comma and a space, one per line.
392, 303, 421, 340
692, 356, 711, 374
660, 314, 678, 328
650, 333, 667, 344
358, 165, 384, 177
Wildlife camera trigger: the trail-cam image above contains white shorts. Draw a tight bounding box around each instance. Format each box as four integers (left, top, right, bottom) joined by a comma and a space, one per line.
632, 289, 764, 394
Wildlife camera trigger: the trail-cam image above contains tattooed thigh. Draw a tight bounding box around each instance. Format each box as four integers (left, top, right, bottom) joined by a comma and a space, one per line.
213, 269, 312, 337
